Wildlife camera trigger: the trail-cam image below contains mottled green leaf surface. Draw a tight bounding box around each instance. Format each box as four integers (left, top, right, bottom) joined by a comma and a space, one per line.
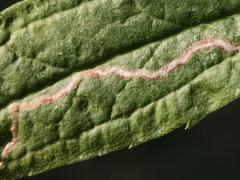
1, 0, 240, 179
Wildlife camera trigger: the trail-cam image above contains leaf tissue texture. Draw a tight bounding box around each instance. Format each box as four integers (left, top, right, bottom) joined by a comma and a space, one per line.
1, 0, 240, 179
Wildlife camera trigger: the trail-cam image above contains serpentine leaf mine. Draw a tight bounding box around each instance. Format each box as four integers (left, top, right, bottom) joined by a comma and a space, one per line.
0, 38, 239, 168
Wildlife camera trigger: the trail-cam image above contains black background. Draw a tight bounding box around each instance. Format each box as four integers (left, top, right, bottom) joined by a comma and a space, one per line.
1, 1, 240, 180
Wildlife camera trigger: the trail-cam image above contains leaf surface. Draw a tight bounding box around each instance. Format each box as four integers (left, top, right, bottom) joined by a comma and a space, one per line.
1, 0, 240, 179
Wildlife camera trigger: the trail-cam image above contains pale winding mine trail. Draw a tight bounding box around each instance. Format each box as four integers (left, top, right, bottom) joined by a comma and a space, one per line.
0, 38, 240, 168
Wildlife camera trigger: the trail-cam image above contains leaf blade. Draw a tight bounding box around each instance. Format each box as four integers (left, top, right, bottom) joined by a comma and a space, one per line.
1, 0, 240, 179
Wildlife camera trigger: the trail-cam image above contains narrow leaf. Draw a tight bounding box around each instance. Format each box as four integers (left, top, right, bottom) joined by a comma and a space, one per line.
0, 0, 240, 179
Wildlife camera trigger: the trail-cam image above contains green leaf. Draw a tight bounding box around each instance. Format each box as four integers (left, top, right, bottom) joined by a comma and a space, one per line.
1, 0, 240, 179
